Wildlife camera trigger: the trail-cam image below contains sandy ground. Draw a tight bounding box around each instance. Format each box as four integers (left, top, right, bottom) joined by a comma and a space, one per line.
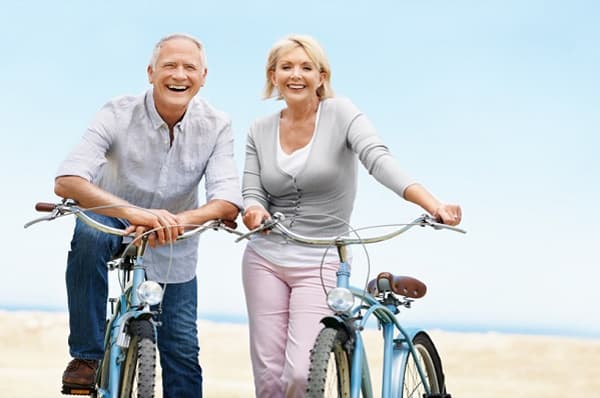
1, 310, 599, 397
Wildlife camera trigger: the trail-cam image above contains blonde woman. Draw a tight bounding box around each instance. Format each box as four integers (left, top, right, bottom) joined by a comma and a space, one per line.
241, 34, 461, 397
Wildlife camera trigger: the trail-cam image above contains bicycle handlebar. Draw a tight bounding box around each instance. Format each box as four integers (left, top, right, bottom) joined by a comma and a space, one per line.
25, 201, 239, 240
235, 212, 466, 247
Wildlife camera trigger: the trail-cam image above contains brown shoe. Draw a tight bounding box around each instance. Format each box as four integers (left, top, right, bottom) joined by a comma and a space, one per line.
62, 358, 98, 387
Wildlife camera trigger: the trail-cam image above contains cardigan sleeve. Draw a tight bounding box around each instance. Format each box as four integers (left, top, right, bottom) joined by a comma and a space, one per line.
342, 98, 416, 198
242, 123, 270, 210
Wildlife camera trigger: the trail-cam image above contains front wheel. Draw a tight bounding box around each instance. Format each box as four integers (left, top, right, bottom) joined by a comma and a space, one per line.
400, 332, 447, 398
119, 319, 157, 398
306, 327, 351, 398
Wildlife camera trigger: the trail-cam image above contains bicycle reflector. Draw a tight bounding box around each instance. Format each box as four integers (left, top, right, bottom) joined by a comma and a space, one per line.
326, 287, 354, 313
137, 281, 163, 306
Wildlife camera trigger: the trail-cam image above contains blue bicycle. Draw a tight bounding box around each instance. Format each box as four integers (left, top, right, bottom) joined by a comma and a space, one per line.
25, 200, 238, 398
236, 213, 465, 398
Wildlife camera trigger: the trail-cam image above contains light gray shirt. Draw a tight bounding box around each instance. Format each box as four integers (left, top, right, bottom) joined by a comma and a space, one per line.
57, 89, 243, 283
243, 97, 415, 265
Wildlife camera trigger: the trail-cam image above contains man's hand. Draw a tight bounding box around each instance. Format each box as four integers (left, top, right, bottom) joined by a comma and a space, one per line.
123, 208, 185, 247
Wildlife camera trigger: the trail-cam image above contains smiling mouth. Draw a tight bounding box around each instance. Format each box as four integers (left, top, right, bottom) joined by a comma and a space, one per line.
287, 84, 306, 90
167, 85, 189, 92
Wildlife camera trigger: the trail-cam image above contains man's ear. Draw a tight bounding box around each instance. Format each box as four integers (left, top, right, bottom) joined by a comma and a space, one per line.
200, 68, 208, 87
147, 65, 154, 84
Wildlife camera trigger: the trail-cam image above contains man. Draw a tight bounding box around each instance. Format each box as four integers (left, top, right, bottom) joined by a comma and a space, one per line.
55, 33, 242, 397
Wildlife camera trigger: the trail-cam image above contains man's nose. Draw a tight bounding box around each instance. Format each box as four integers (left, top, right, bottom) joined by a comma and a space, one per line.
172, 65, 186, 79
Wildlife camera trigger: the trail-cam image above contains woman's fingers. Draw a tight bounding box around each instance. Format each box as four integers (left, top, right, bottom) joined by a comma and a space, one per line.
435, 204, 462, 226
243, 208, 271, 230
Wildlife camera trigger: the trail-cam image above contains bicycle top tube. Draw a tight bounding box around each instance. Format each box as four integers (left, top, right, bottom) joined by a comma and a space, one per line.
236, 212, 466, 248
25, 200, 239, 240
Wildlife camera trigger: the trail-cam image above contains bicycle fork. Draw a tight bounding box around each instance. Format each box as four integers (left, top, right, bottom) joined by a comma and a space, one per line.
99, 262, 156, 398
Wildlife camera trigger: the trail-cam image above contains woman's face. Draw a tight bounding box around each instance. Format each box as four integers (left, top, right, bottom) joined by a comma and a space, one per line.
271, 46, 324, 104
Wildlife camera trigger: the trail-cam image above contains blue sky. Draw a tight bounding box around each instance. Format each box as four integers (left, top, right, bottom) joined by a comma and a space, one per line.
2, 1, 598, 337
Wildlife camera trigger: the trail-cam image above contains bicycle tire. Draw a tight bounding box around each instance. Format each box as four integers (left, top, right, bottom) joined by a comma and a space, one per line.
400, 332, 447, 398
119, 319, 157, 398
97, 338, 111, 395
306, 327, 351, 398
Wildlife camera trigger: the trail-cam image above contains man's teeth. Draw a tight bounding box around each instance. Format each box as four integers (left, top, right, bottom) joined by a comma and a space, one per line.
168, 85, 187, 91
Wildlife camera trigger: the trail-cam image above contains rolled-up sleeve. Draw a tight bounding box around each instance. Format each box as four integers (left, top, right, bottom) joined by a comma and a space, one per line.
204, 119, 243, 209
56, 103, 117, 182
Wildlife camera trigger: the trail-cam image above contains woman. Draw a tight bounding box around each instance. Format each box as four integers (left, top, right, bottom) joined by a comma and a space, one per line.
241, 34, 461, 397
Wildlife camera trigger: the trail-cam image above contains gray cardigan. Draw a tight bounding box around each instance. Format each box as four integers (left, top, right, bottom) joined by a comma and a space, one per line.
243, 97, 415, 239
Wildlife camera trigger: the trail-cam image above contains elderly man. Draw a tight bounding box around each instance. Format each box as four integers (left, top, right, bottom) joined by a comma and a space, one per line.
55, 33, 242, 397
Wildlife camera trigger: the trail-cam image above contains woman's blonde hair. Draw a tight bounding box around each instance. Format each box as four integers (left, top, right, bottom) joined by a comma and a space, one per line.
263, 34, 334, 100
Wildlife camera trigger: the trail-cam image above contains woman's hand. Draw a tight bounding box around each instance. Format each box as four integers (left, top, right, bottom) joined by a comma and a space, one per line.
433, 204, 462, 226
242, 205, 271, 230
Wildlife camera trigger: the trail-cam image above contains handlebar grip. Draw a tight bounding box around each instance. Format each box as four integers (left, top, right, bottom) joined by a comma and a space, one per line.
220, 219, 238, 229
35, 202, 57, 212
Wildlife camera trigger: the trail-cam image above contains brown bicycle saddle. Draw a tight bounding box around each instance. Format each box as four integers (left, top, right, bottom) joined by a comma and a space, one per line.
366, 271, 427, 299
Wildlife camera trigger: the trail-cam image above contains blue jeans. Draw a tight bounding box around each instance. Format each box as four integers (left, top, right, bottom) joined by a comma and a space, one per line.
66, 213, 203, 397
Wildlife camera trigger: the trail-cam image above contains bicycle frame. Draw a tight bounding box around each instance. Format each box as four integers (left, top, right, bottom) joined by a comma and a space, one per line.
26, 200, 241, 398
238, 213, 464, 398
100, 241, 155, 398
328, 257, 433, 398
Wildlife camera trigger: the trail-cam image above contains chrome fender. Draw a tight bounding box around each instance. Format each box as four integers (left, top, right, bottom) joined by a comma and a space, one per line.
390, 327, 430, 396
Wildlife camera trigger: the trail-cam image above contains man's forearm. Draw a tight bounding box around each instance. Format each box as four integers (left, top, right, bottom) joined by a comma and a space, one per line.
178, 199, 240, 227
54, 175, 132, 219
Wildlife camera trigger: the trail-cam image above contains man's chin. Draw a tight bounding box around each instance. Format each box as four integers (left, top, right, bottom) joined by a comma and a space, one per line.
163, 96, 192, 108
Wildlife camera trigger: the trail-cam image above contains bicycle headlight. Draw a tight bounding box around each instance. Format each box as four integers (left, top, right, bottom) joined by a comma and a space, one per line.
326, 287, 354, 313
137, 281, 163, 306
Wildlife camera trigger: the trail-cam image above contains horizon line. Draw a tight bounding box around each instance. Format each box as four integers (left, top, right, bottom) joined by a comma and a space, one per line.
1, 305, 598, 340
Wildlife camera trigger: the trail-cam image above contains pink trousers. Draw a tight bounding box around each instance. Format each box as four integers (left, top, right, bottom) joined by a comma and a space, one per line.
242, 245, 338, 398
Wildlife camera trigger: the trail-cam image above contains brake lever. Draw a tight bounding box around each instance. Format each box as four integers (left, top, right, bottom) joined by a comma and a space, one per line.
420, 214, 467, 234
234, 213, 285, 243
24, 214, 57, 229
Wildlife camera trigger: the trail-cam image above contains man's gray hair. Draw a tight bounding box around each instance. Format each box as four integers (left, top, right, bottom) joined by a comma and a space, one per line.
149, 33, 207, 70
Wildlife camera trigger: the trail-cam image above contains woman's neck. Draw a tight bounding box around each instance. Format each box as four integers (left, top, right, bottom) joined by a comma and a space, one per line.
282, 97, 320, 122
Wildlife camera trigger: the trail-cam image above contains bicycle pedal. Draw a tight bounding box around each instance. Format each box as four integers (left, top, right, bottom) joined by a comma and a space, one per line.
61, 384, 96, 396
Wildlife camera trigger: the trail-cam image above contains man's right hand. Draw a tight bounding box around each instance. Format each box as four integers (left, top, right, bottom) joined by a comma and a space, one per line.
124, 208, 185, 247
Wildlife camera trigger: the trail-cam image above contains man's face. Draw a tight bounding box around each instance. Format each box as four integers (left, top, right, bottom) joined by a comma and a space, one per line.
147, 37, 206, 113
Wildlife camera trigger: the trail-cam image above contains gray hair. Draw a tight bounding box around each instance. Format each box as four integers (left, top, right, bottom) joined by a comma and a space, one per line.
149, 33, 207, 70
